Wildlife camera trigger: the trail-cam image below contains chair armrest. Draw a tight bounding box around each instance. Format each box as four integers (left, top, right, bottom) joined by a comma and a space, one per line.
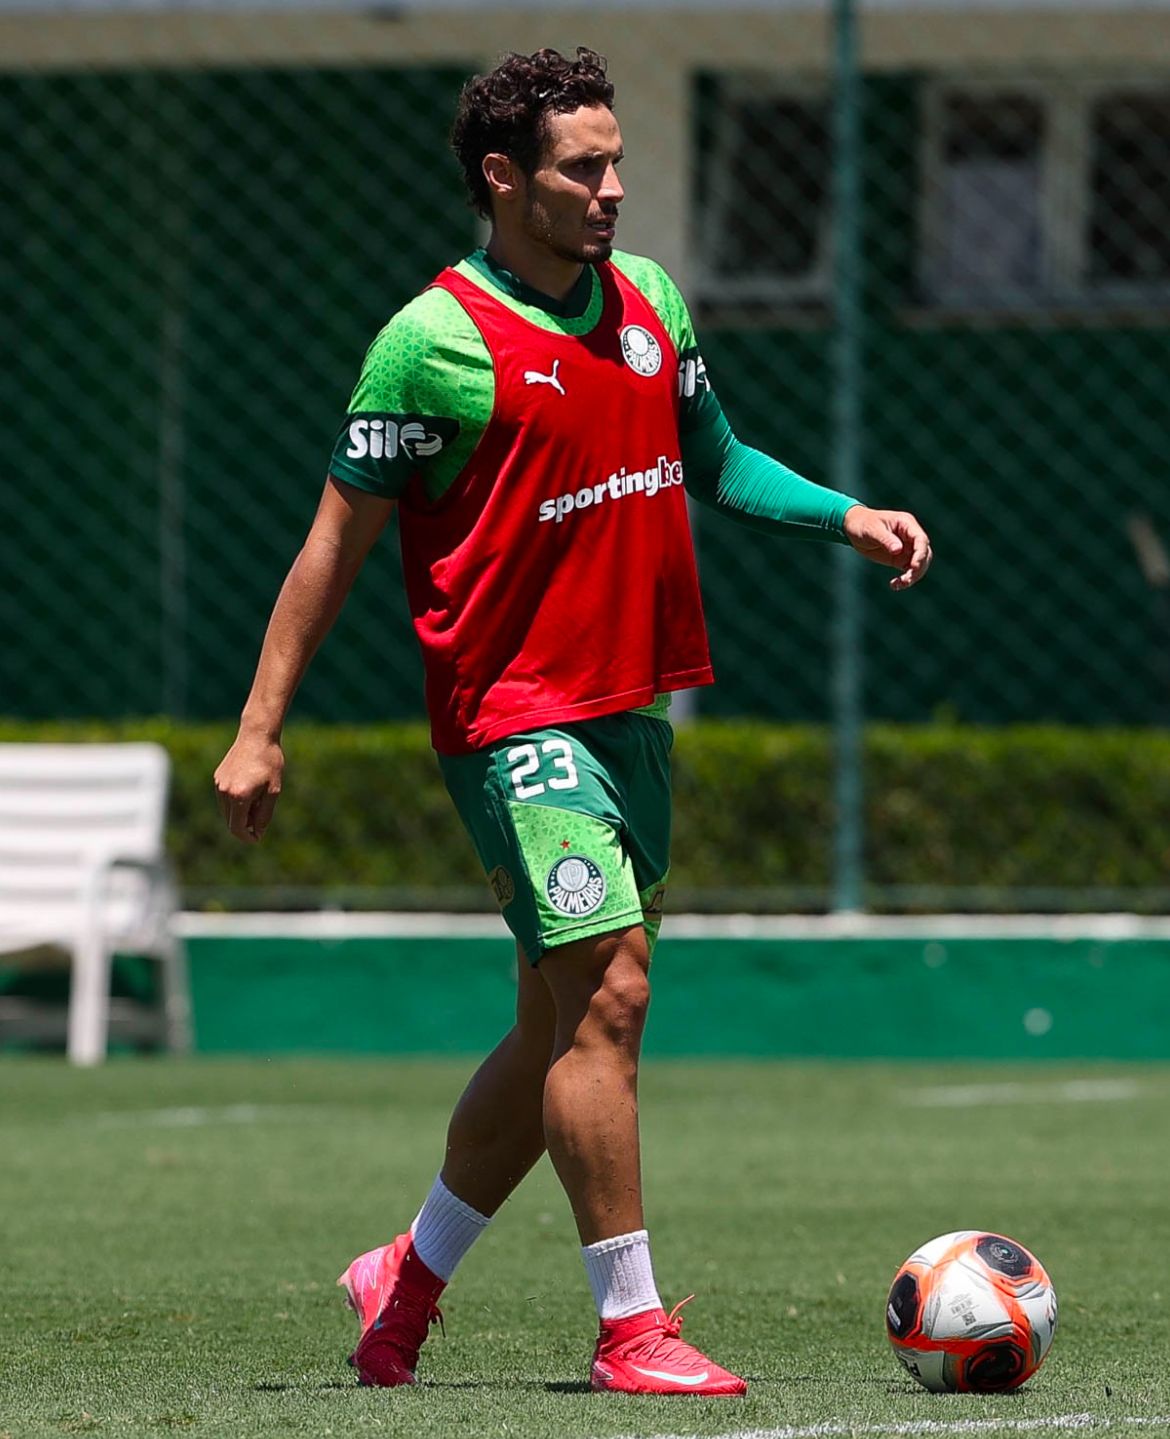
92, 855, 180, 938
100, 855, 174, 883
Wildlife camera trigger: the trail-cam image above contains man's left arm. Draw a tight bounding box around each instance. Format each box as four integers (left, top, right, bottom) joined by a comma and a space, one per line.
682, 410, 933, 591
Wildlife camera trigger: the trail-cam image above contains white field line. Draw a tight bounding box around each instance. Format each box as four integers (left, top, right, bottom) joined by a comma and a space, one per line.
175, 910, 511, 939
613, 1413, 1170, 1439
174, 911, 1170, 942
93, 1103, 326, 1129
902, 1079, 1143, 1108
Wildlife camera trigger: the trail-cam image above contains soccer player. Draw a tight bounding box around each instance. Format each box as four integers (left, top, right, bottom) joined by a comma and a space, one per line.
214, 47, 931, 1397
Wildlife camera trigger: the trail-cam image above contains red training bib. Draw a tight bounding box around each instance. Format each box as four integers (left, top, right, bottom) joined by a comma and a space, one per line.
398, 260, 714, 754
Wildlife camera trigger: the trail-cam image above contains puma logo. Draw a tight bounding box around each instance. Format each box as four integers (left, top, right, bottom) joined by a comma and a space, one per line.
523, 359, 565, 396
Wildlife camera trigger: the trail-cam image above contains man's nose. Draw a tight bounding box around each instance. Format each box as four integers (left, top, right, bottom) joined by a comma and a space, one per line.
599, 163, 624, 205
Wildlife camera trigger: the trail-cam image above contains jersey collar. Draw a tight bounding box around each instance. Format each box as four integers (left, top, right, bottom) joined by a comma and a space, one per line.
465, 247, 596, 319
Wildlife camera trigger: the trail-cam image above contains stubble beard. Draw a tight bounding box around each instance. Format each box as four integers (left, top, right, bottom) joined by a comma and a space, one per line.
522, 197, 612, 266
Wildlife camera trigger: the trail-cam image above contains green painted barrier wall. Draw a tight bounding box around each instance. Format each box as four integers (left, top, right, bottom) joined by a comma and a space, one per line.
187, 934, 1170, 1060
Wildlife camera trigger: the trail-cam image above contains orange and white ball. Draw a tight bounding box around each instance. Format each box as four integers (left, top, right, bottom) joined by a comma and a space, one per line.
886, 1231, 1057, 1393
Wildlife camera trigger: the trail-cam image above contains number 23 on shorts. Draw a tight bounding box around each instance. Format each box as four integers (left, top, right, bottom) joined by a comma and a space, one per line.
506, 738, 580, 800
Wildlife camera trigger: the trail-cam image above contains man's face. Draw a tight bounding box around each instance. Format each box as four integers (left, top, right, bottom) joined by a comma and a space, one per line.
518, 105, 625, 264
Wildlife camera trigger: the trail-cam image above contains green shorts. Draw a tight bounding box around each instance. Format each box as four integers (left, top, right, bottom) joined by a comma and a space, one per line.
439, 711, 673, 963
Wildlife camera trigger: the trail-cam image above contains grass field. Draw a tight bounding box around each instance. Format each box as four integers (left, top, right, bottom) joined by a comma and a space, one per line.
2, 1057, 1168, 1439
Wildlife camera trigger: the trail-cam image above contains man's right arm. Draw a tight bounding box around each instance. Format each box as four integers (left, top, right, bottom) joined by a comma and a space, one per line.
213, 476, 394, 843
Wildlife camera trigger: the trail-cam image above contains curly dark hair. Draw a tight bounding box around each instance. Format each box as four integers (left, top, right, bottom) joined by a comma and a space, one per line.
450, 47, 615, 218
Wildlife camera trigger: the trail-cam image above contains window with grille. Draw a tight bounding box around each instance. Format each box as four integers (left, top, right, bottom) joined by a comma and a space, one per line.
694, 75, 832, 307
921, 78, 1170, 309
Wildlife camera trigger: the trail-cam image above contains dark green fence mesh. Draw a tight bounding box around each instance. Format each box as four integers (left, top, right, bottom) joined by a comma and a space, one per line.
5, 16, 1170, 907
5, 66, 468, 721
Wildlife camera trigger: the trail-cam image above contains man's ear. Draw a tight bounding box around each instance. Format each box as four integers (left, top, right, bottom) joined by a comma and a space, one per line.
483, 152, 522, 205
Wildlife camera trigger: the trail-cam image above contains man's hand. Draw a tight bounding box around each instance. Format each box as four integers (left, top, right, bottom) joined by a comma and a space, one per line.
214, 731, 285, 844
843, 505, 933, 591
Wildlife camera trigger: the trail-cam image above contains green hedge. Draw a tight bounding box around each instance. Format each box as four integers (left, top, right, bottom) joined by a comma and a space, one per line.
2, 719, 1167, 908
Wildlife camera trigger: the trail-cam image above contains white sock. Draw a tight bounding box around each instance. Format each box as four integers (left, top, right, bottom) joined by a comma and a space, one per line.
410, 1174, 491, 1282
581, 1228, 663, 1320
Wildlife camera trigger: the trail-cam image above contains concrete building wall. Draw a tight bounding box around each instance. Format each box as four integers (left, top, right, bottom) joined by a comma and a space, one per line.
3, 8, 1169, 287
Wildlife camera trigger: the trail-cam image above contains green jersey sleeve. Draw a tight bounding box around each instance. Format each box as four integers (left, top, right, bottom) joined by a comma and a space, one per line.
683, 412, 859, 542
328, 286, 490, 501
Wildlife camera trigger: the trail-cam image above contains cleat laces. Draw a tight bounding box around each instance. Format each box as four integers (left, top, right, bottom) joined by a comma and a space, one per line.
608, 1295, 707, 1372
661, 1294, 696, 1339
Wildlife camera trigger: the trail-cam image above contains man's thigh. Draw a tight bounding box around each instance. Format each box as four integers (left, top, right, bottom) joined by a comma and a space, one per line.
440, 716, 671, 963
612, 713, 673, 953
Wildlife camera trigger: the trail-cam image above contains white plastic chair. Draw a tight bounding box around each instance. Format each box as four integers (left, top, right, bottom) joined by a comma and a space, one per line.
0, 742, 191, 1065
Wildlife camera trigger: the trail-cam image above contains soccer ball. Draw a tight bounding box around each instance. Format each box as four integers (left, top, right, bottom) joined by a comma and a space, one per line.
886, 1231, 1057, 1393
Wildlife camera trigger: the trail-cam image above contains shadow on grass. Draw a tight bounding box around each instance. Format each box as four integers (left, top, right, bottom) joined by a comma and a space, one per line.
884, 1381, 1032, 1397
253, 1381, 352, 1393
254, 1378, 593, 1395
256, 1373, 917, 1397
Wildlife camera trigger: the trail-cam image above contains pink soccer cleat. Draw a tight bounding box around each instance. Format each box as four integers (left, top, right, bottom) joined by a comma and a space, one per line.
337, 1233, 445, 1387
590, 1296, 748, 1396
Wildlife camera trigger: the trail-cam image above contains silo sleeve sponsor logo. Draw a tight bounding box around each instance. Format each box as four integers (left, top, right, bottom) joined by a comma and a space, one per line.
678, 351, 709, 399
341, 413, 458, 462
537, 455, 685, 525
676, 346, 720, 432
329, 413, 460, 491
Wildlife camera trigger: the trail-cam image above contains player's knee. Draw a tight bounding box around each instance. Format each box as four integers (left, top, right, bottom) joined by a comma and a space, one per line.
586, 951, 650, 1051
543, 928, 650, 1050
